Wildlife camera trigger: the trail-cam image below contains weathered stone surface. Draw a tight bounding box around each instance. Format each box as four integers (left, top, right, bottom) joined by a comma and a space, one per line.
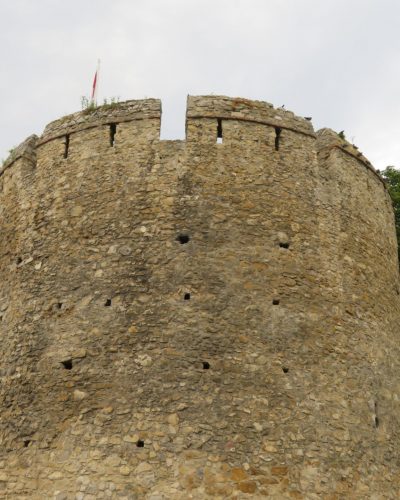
0, 96, 399, 498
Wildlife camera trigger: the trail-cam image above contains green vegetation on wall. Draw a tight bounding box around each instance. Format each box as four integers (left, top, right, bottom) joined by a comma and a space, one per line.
382, 166, 400, 261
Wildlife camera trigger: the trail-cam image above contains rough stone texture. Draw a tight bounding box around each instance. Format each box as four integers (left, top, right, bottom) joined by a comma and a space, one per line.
0, 95, 399, 499
0, 134, 38, 175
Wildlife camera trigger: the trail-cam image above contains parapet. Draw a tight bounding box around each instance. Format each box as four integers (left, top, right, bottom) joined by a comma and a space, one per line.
0, 97, 388, 195
39, 98, 161, 145
186, 95, 315, 137
0, 134, 38, 176
316, 128, 385, 187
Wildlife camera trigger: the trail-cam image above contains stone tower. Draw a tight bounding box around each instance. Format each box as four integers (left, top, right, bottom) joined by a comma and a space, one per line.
1, 96, 399, 498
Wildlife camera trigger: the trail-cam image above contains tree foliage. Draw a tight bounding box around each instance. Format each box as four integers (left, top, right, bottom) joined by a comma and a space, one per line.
381, 166, 400, 260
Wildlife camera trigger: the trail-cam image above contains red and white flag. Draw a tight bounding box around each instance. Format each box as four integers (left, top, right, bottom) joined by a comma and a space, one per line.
91, 59, 100, 104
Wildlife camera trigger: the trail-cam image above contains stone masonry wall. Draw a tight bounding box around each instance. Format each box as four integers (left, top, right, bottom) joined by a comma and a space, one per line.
0, 96, 399, 499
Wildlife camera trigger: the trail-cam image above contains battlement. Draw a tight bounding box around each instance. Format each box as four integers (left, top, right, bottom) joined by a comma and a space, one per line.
1, 134, 38, 175
39, 98, 161, 144
186, 95, 315, 136
0, 96, 389, 207
1, 96, 385, 190
316, 128, 386, 187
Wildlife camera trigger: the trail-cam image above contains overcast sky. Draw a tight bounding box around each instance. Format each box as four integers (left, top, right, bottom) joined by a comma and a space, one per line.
1, 0, 399, 169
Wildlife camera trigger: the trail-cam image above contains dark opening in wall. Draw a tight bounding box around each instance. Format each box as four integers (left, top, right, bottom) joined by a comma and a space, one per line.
16, 257, 22, 265
282, 367, 289, 373
272, 299, 280, 305
202, 361, 210, 370
275, 127, 282, 151
64, 134, 70, 159
177, 234, 190, 244
217, 118, 223, 144
374, 401, 379, 428
23, 440, 31, 448
279, 242, 290, 249
184, 293, 191, 300
109, 124, 117, 147
105, 299, 112, 307
57, 302, 63, 310
136, 439, 144, 447
61, 359, 73, 370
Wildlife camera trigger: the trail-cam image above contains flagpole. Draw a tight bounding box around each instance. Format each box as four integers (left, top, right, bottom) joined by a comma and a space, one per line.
91, 59, 100, 105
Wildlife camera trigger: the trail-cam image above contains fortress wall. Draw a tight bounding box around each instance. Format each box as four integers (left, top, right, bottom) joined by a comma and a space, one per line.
0, 137, 38, 305
177, 118, 324, 354
0, 102, 165, 459
0, 97, 399, 498
0, 142, 41, 451
39, 98, 161, 143
36, 98, 161, 165
315, 129, 400, 473
186, 95, 315, 136
0, 134, 37, 177
316, 129, 398, 316
159, 114, 379, 495
172, 113, 400, 495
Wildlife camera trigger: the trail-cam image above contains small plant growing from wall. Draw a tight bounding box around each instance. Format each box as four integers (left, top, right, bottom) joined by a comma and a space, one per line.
1, 147, 17, 167
81, 96, 120, 114
102, 96, 120, 109
81, 96, 98, 114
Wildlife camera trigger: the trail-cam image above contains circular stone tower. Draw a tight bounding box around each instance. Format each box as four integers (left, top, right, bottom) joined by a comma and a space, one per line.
1, 96, 400, 499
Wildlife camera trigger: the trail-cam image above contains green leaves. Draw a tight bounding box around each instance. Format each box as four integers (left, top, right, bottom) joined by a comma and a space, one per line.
382, 166, 400, 261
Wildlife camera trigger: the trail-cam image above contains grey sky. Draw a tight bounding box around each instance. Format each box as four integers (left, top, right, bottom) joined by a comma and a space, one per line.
1, 0, 400, 169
